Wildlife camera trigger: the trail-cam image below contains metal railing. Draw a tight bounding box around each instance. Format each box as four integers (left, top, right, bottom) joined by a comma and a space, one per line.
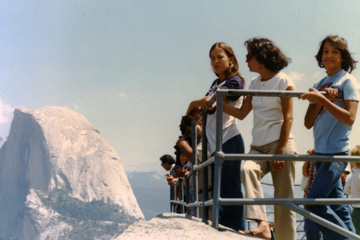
170, 89, 360, 239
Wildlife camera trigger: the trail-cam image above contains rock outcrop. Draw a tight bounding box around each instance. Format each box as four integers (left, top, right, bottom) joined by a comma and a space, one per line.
0, 106, 143, 240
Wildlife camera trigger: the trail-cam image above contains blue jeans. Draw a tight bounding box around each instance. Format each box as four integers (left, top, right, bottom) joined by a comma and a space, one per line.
212, 134, 245, 231
306, 152, 355, 240
304, 218, 324, 240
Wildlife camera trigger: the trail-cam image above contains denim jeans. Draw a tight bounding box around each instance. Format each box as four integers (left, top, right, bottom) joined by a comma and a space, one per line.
306, 152, 355, 240
304, 218, 324, 240
212, 134, 245, 231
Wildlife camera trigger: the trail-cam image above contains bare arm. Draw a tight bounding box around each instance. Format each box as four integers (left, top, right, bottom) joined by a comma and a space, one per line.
322, 99, 358, 126
186, 97, 209, 115
302, 161, 310, 176
176, 137, 193, 164
222, 96, 253, 120
272, 86, 294, 171
303, 103, 323, 129
276, 86, 294, 154
300, 88, 358, 126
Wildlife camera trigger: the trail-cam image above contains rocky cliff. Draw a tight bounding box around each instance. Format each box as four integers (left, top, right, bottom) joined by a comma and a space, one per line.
0, 106, 144, 240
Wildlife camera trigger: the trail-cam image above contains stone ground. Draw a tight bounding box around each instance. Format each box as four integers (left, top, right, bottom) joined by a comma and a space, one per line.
116, 212, 261, 240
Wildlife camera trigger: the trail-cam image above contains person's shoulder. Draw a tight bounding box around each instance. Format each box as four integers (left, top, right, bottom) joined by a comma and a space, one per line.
209, 78, 219, 88
343, 71, 358, 84
340, 71, 360, 95
249, 76, 261, 88
276, 72, 293, 82
277, 71, 290, 79
227, 74, 242, 83
313, 75, 328, 88
250, 75, 261, 82
223, 74, 244, 89
275, 72, 296, 89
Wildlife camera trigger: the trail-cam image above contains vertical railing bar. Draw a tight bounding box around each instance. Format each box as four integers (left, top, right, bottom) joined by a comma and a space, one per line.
212, 91, 224, 228
179, 178, 184, 213
191, 120, 199, 217
170, 185, 174, 212
185, 177, 190, 215
201, 110, 209, 222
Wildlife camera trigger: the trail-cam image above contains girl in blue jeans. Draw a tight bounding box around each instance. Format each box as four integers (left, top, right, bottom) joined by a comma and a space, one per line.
299, 35, 360, 240
187, 42, 246, 231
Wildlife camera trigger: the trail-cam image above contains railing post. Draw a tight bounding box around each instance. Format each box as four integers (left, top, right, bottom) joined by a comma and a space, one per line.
201, 110, 209, 222
215, 92, 223, 153
179, 178, 184, 213
170, 185, 174, 212
212, 92, 224, 228
185, 176, 190, 215
191, 120, 199, 217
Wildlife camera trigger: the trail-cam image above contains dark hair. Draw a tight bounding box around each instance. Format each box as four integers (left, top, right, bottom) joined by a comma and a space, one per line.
160, 154, 175, 165
209, 42, 245, 83
315, 35, 357, 73
179, 115, 193, 136
173, 145, 182, 167
245, 38, 290, 72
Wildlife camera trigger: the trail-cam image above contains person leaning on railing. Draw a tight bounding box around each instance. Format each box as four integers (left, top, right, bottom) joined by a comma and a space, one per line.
221, 37, 297, 240
299, 35, 359, 240
187, 42, 246, 231
177, 115, 211, 219
160, 154, 181, 213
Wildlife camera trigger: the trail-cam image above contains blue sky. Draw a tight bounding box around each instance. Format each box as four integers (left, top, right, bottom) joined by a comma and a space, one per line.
1, 0, 360, 173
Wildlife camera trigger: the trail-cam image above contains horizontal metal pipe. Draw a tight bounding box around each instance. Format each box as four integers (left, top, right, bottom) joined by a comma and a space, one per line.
170, 200, 187, 206
203, 199, 213, 207
221, 153, 360, 162
192, 156, 214, 171
208, 89, 343, 106
218, 198, 360, 206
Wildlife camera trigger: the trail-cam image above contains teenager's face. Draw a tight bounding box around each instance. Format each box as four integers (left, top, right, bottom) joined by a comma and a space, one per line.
322, 41, 343, 74
210, 47, 233, 80
246, 52, 262, 73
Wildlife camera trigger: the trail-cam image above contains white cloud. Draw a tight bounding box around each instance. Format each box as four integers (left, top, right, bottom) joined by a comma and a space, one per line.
118, 92, 128, 99
0, 99, 13, 124
288, 71, 305, 82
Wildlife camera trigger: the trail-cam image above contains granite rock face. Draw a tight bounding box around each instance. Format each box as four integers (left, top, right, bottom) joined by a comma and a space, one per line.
0, 106, 143, 240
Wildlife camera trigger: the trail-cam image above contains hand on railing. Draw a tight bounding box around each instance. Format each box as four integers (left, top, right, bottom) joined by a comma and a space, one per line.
204, 95, 216, 110
166, 173, 179, 186
173, 167, 188, 178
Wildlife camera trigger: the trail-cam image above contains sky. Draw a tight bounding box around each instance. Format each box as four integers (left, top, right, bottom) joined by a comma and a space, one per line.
1, 0, 360, 176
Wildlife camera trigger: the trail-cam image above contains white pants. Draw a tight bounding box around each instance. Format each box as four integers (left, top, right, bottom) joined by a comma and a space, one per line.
242, 139, 297, 240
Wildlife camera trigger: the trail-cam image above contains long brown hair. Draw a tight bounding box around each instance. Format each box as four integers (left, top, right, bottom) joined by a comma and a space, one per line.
209, 42, 245, 83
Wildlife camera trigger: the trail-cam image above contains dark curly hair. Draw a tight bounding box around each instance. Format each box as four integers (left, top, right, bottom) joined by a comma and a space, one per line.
245, 38, 290, 72
315, 35, 357, 73
160, 154, 175, 165
179, 115, 193, 136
